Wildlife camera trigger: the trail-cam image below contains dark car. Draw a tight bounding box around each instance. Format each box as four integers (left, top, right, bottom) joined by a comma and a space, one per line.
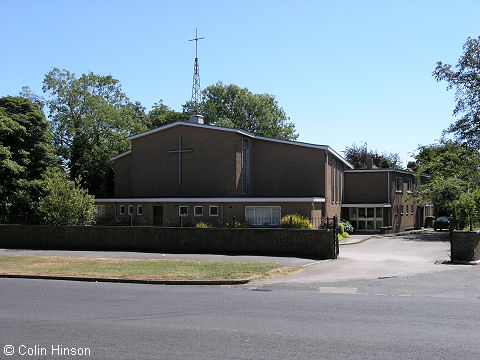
434, 216, 451, 231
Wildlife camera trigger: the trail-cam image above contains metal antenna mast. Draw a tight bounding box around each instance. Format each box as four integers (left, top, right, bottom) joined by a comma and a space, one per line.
189, 28, 204, 115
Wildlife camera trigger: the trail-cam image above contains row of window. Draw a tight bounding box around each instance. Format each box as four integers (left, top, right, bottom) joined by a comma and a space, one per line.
117, 205, 220, 217
395, 177, 415, 193
179, 205, 218, 217
351, 207, 384, 219
395, 204, 415, 216
119, 205, 143, 216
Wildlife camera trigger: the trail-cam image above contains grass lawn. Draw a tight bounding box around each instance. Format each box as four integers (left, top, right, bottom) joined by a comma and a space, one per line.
0, 255, 300, 281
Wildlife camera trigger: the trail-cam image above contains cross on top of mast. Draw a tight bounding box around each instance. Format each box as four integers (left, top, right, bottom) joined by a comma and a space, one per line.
189, 28, 205, 121
189, 28, 204, 59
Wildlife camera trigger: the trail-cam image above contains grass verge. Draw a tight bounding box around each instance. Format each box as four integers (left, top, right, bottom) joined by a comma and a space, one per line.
0, 255, 300, 281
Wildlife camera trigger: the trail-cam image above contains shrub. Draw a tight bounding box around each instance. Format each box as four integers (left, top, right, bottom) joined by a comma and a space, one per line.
337, 222, 345, 234
195, 222, 214, 228
36, 168, 96, 225
338, 232, 350, 241
341, 220, 354, 234
280, 214, 314, 229
226, 220, 252, 228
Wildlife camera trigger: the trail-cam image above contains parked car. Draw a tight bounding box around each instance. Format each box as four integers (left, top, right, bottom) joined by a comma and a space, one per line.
434, 216, 451, 231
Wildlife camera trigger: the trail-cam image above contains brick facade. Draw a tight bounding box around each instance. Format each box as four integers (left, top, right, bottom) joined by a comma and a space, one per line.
343, 170, 432, 232
96, 122, 351, 226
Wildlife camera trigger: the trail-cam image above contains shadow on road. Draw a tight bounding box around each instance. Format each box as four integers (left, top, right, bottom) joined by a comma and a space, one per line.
401, 231, 450, 243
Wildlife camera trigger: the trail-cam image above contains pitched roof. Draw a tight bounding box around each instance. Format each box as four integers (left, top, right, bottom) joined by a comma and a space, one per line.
119, 121, 353, 168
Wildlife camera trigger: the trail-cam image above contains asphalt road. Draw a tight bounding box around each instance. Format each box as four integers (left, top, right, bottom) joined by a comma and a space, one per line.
0, 278, 479, 360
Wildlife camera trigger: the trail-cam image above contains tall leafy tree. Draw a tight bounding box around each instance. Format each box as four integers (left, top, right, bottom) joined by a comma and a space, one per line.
414, 140, 480, 226
146, 100, 187, 128
184, 82, 298, 140
0, 96, 56, 215
343, 142, 402, 169
433, 36, 480, 148
42, 68, 148, 197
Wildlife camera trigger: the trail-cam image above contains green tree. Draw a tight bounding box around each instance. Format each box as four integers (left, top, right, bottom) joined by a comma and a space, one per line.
36, 168, 96, 225
433, 36, 480, 148
414, 140, 480, 227
184, 82, 298, 140
0, 96, 56, 215
41, 68, 148, 197
343, 142, 402, 169
146, 100, 187, 128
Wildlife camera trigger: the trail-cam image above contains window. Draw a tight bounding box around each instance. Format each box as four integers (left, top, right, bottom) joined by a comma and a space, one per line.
137, 205, 143, 216
96, 205, 105, 217
367, 208, 375, 218
119, 205, 125, 215
245, 206, 281, 225
411, 205, 414, 215
395, 205, 399, 215
209, 206, 218, 217
241, 139, 249, 195
194, 206, 203, 216
425, 206, 430, 217
395, 177, 403, 193
336, 163, 340, 203
351, 207, 384, 231
179, 205, 188, 216
331, 161, 335, 204
128, 205, 134, 215
340, 168, 343, 203
407, 179, 413, 192
358, 208, 366, 218
400, 205, 403, 215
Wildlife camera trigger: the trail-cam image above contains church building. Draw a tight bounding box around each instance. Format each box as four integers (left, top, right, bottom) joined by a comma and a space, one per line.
94, 29, 431, 232
94, 116, 352, 226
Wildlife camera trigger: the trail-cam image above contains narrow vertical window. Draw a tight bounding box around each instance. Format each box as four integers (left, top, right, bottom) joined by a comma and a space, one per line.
331, 161, 335, 203
339, 167, 343, 203
241, 138, 249, 195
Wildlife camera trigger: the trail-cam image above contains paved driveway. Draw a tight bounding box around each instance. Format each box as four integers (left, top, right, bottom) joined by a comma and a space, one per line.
257, 231, 458, 286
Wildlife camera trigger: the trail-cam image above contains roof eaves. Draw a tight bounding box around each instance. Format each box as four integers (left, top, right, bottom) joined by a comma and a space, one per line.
110, 150, 132, 161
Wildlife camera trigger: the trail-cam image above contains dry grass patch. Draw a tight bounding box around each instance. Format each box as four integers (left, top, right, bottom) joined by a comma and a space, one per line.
0, 255, 299, 281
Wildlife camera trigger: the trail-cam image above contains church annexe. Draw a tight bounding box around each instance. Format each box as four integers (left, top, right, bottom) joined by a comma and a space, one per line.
95, 121, 353, 227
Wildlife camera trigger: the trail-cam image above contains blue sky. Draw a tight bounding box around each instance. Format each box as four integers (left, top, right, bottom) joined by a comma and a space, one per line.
1, 0, 479, 165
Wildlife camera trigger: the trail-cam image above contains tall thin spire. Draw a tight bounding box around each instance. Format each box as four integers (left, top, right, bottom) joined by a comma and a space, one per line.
189, 28, 204, 119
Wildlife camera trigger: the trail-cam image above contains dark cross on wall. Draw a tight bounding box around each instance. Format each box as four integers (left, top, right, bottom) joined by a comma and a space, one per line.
168, 136, 192, 184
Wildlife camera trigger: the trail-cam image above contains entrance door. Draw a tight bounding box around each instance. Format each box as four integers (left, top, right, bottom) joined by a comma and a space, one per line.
415, 206, 424, 229
153, 206, 163, 226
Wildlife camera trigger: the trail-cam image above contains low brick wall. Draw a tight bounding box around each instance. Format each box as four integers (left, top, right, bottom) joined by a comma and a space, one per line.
0, 225, 338, 260
451, 231, 480, 262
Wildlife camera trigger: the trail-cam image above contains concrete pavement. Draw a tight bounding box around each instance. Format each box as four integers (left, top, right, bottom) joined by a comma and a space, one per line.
255, 231, 462, 286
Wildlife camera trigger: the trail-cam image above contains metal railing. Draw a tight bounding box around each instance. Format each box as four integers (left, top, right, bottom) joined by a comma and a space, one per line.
1, 214, 339, 230
468, 216, 480, 231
